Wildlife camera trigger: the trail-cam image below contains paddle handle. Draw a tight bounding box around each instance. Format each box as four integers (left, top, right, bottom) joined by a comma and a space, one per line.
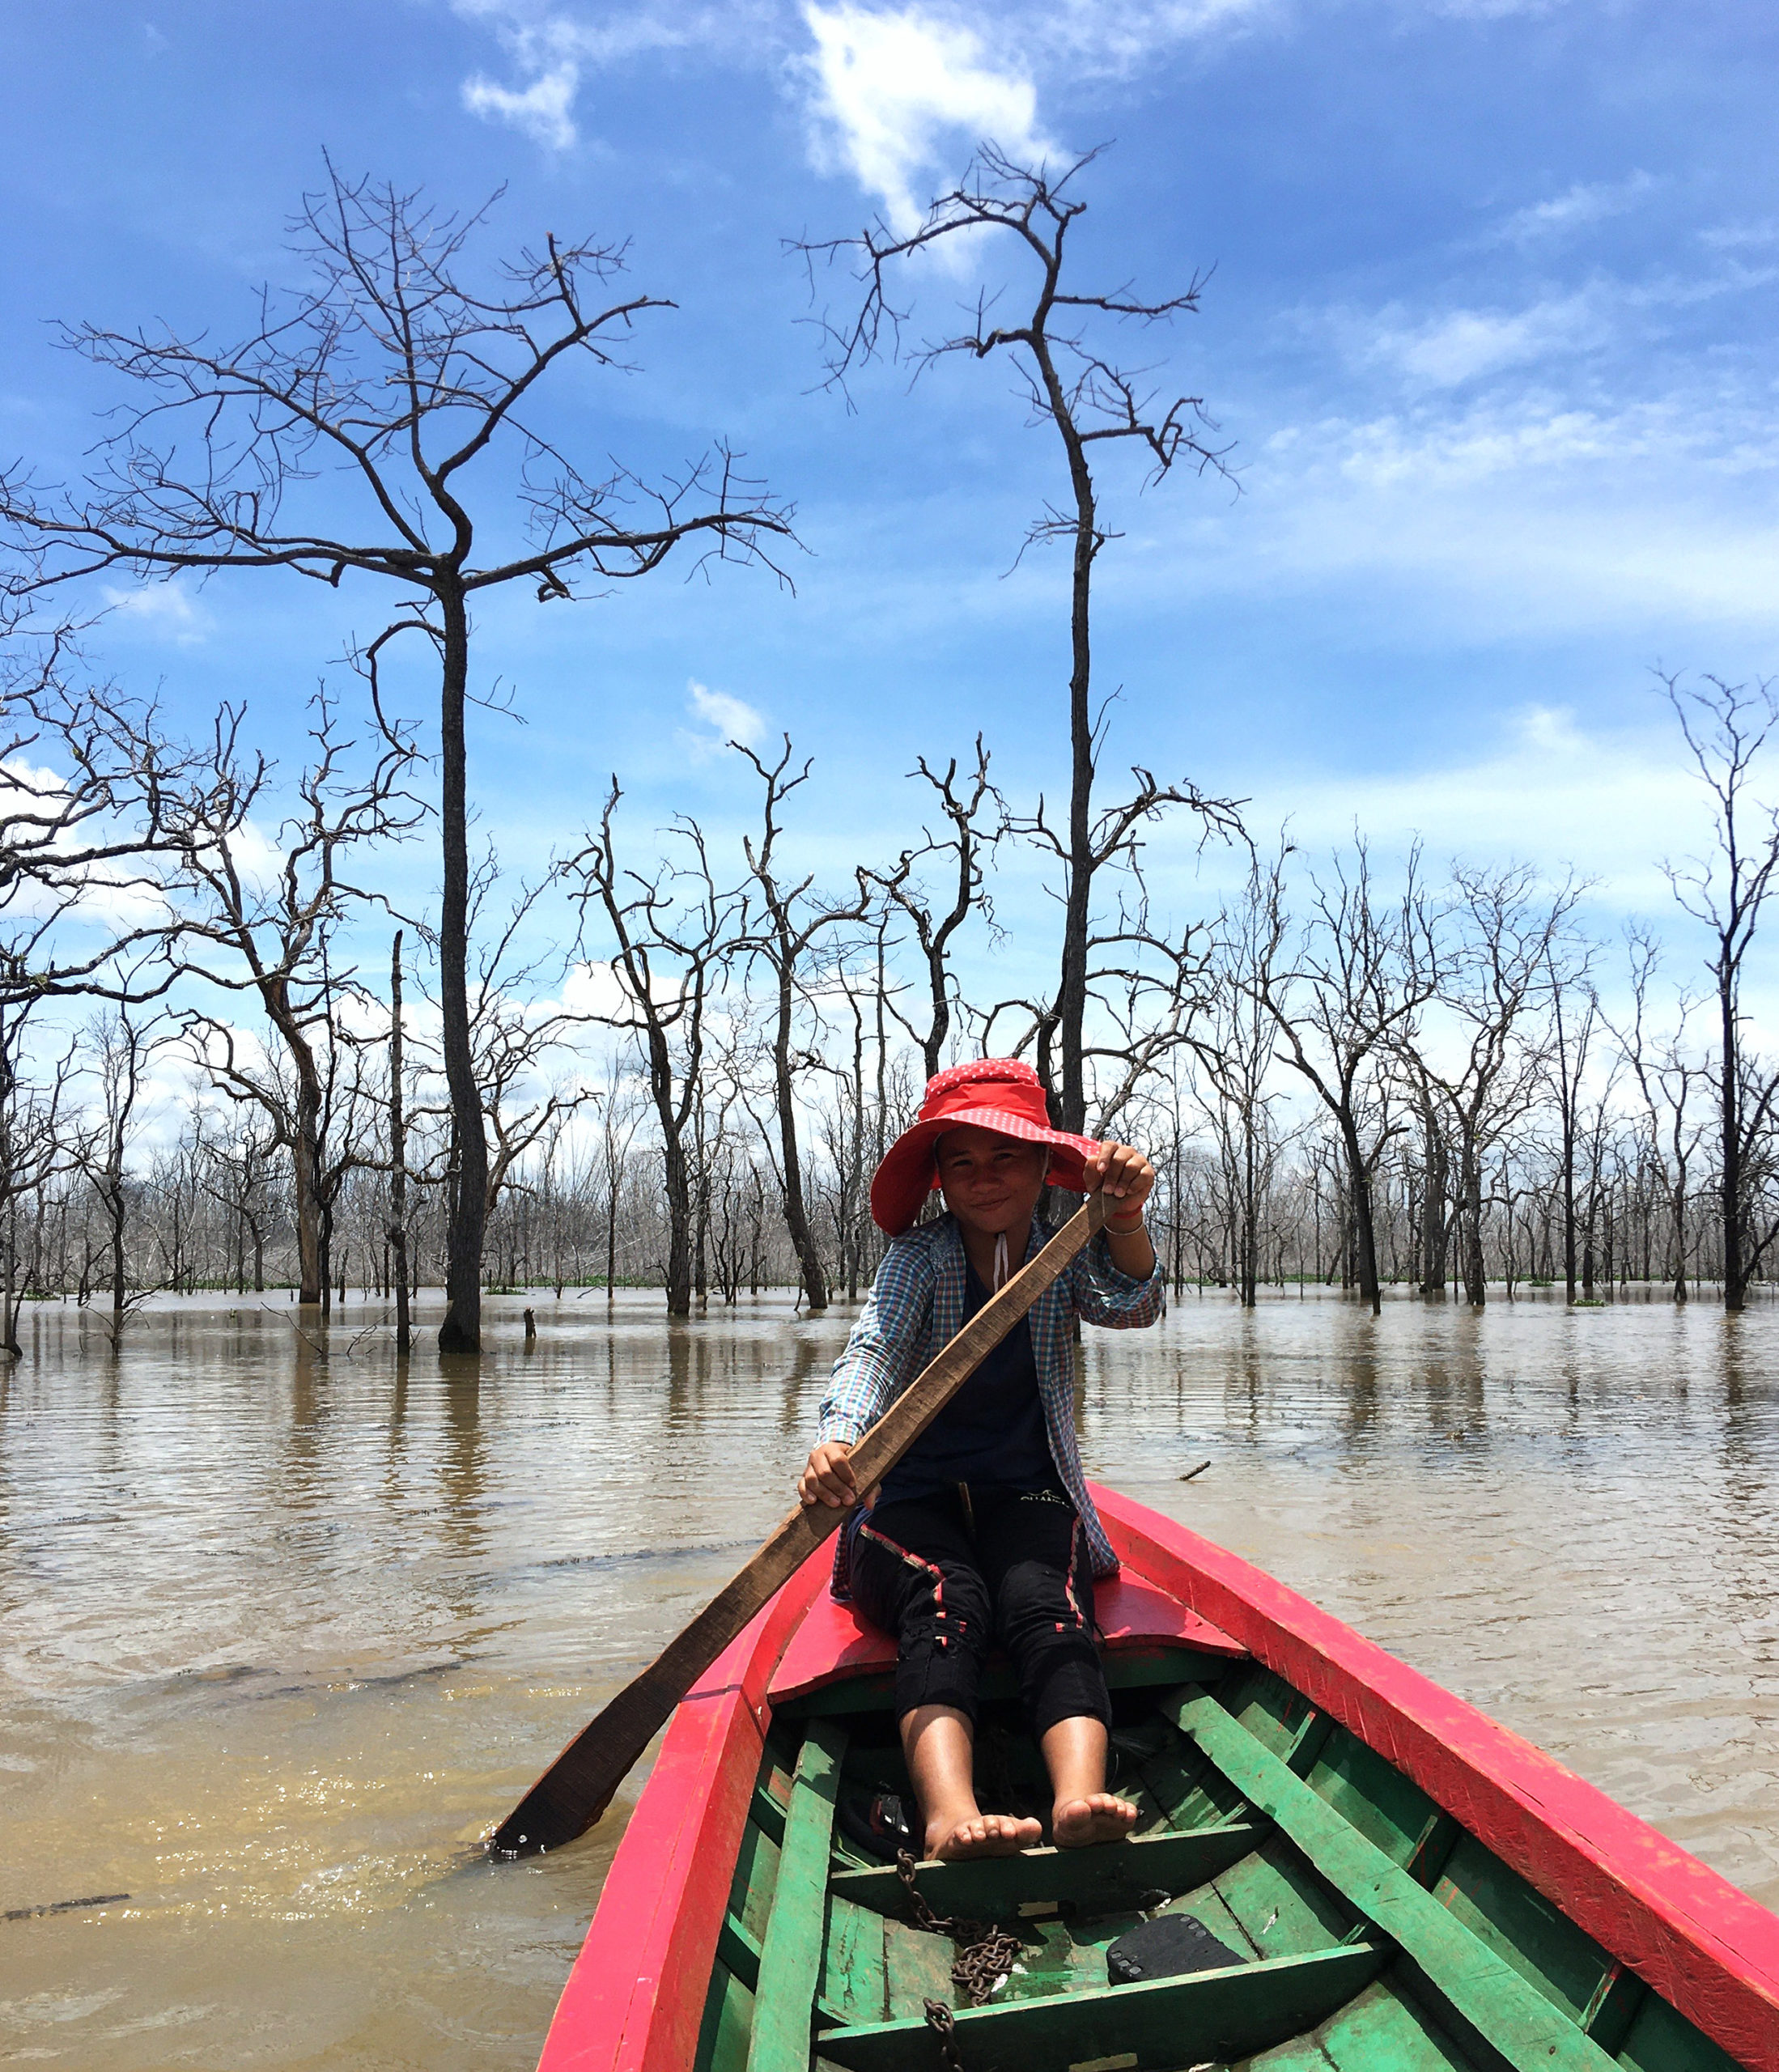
489, 1193, 1109, 1858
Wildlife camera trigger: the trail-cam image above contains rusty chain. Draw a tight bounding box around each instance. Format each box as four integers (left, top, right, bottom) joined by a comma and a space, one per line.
922, 1999, 966, 2072
896, 1851, 1023, 2008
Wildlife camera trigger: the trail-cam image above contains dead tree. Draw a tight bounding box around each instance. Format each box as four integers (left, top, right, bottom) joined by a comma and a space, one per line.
1255, 841, 1440, 1315
388, 929, 411, 1350
595, 1074, 647, 1301
1192, 866, 1296, 1306
800, 146, 1235, 1132
565, 783, 740, 1315
1407, 865, 1579, 1306
1, 167, 793, 1352
198, 1104, 276, 1295
80, 1004, 168, 1316
450, 853, 597, 1233
167, 694, 418, 1306
1610, 929, 1709, 1302
732, 738, 873, 1312
868, 738, 1001, 1080
1541, 945, 1603, 1303
0, 1003, 80, 1353
1658, 673, 1779, 1310
0, 626, 203, 1011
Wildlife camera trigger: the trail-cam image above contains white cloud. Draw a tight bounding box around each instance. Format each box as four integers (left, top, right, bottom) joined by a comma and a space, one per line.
1495, 172, 1656, 246
1700, 219, 1779, 253
462, 60, 582, 149
677, 678, 766, 761
1358, 292, 1610, 389
799, 5, 1055, 234
100, 580, 210, 646
452, 1, 1264, 168
1094, 376, 1779, 658
453, 1, 770, 149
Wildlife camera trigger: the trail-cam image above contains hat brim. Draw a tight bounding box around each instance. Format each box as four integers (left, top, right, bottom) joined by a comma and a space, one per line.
868, 1107, 1102, 1236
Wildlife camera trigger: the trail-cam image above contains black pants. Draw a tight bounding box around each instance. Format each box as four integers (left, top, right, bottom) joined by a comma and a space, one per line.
849, 1483, 1110, 1737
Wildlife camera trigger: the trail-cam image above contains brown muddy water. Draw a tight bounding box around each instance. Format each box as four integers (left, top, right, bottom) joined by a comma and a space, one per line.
1, 1287, 1775, 2070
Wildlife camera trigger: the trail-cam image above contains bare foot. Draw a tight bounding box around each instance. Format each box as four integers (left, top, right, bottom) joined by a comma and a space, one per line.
928, 1811, 1044, 1861
1051, 1793, 1139, 1848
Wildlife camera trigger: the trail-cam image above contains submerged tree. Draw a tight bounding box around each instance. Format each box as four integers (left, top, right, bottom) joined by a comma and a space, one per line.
1658, 673, 1779, 1313
802, 146, 1237, 1132
166, 694, 418, 1307
732, 737, 872, 1314
1255, 841, 1440, 1317
566, 784, 741, 1317
0, 166, 793, 1351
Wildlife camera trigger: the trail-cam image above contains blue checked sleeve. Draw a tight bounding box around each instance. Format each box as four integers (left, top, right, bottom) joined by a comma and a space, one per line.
815, 1232, 937, 1446
1068, 1230, 1168, 1329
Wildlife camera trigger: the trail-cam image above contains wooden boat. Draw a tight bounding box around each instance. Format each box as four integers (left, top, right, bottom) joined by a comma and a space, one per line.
535, 1484, 1779, 2072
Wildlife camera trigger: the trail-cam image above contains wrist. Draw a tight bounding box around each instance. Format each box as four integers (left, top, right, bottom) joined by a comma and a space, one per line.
1103, 1207, 1147, 1235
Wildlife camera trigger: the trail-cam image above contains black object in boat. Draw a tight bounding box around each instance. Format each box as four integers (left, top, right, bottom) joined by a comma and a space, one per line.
837, 1785, 917, 1862
1106, 1913, 1242, 1985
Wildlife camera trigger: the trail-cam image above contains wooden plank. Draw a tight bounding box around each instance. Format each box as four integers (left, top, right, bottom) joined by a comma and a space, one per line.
819, 1897, 889, 2027
1431, 1831, 1615, 2023
1165, 1688, 1623, 2072
1097, 1483, 1779, 2072
816, 1939, 1386, 2072
1303, 1726, 1446, 1870
745, 1720, 849, 2072
720, 1913, 765, 1995
1616, 1990, 1745, 2072
694, 1965, 758, 2072
830, 1822, 1265, 1924
725, 1911, 856, 2031
731, 1819, 783, 1947
1250, 1976, 1489, 2070
881, 1917, 958, 2020
750, 1781, 788, 1849
1206, 1833, 1361, 1959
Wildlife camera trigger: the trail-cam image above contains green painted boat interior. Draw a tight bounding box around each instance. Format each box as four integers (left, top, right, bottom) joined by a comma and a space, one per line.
690, 1651, 1745, 2072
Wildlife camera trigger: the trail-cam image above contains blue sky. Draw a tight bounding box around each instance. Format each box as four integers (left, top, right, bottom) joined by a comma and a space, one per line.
3, 0, 1777, 1013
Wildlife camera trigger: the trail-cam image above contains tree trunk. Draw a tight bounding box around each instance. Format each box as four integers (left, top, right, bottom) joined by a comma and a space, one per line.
291, 1137, 321, 1304
1420, 1109, 1449, 1293
1058, 404, 1097, 1139
438, 585, 488, 1352
1560, 1107, 1577, 1304
662, 1124, 693, 1316
108, 1178, 125, 1316
1338, 1111, 1382, 1315
1719, 973, 1744, 1312
1461, 1142, 1487, 1306
388, 930, 411, 1355
772, 967, 827, 1310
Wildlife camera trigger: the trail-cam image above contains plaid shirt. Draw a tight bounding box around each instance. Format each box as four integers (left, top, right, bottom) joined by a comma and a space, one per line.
817, 1211, 1166, 1593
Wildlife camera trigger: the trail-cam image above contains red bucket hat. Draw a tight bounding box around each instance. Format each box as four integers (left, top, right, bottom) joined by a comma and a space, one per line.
869, 1059, 1101, 1236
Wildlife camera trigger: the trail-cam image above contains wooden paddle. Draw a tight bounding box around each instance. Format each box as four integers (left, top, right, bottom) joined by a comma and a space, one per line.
488, 1191, 1109, 1858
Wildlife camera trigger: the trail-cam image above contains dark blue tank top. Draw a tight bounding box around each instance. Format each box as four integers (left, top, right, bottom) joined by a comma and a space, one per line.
877, 1256, 1056, 1502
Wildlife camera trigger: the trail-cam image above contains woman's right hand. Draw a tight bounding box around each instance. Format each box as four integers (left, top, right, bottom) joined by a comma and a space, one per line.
799, 1441, 858, 1509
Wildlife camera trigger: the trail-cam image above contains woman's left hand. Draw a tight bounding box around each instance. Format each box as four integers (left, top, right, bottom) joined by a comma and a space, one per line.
1085, 1141, 1155, 1216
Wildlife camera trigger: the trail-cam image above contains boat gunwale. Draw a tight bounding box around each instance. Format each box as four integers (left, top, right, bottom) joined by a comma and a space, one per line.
1093, 1481, 1779, 2072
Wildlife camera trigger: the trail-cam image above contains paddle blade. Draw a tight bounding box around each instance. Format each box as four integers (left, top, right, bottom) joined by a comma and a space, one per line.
488, 1669, 677, 1856
489, 1504, 835, 1858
